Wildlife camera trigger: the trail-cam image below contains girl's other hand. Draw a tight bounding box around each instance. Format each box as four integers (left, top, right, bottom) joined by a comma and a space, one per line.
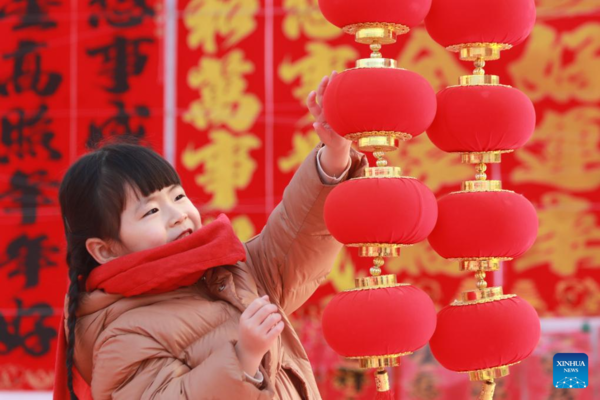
235, 295, 284, 376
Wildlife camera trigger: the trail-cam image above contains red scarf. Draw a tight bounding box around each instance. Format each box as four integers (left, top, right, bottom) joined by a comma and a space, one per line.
53, 214, 246, 399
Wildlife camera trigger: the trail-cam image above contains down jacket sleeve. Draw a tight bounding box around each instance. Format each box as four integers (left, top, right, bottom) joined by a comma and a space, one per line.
244, 144, 368, 314
91, 333, 273, 400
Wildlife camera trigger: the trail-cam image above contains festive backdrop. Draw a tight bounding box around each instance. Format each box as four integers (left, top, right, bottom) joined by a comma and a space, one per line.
0, 0, 599, 398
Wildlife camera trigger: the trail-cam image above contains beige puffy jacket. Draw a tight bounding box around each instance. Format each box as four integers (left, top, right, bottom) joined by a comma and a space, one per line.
65, 145, 368, 399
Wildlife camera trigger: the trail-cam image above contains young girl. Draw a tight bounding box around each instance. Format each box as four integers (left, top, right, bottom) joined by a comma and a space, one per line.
53, 73, 368, 400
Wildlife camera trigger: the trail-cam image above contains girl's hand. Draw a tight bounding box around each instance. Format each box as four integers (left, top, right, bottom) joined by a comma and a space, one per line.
235, 296, 284, 376
307, 71, 352, 178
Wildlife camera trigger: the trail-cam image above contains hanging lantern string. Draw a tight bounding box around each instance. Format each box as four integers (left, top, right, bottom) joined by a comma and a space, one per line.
371, 256, 385, 276
475, 269, 488, 290
371, 43, 383, 58
473, 56, 486, 75
373, 151, 388, 167
475, 162, 487, 181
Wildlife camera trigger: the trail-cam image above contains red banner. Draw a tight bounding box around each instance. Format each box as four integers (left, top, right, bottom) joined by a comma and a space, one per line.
0, 0, 163, 390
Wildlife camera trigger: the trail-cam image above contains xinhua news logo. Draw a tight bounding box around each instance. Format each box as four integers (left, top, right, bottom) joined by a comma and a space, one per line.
553, 353, 589, 389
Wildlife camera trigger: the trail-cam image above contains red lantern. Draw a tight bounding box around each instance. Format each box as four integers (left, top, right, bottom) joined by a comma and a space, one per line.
430, 295, 540, 376
323, 68, 436, 151
323, 284, 437, 360
427, 85, 536, 153
319, 0, 432, 32
428, 191, 538, 260
324, 176, 438, 246
424, 0, 536, 51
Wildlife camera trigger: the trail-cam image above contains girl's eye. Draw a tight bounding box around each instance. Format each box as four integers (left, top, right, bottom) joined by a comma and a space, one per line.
175, 194, 186, 201
143, 208, 159, 217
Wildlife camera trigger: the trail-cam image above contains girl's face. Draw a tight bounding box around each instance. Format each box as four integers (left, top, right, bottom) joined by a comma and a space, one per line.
115, 183, 202, 255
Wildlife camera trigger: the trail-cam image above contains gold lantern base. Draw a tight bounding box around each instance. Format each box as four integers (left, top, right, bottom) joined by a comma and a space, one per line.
456, 257, 511, 272
461, 179, 503, 192
462, 362, 520, 381
363, 166, 403, 178
451, 286, 516, 306
460, 151, 513, 164
347, 243, 406, 258
356, 57, 398, 68
446, 43, 513, 61
459, 74, 500, 86
343, 133, 412, 152
348, 352, 413, 369
351, 274, 409, 291
343, 22, 410, 45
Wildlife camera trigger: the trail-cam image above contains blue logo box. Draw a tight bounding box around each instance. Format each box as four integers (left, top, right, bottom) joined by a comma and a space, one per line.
553, 353, 589, 389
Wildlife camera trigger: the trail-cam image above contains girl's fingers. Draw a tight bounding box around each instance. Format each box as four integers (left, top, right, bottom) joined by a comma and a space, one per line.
316, 76, 328, 106
266, 321, 285, 339
242, 295, 269, 320
259, 313, 282, 333
306, 91, 321, 120
249, 303, 279, 326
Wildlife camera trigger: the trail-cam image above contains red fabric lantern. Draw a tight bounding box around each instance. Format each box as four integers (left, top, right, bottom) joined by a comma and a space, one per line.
324, 177, 438, 245
323, 68, 437, 141
430, 296, 540, 372
428, 191, 538, 259
318, 0, 432, 30
427, 85, 536, 153
424, 0, 536, 48
322, 285, 437, 358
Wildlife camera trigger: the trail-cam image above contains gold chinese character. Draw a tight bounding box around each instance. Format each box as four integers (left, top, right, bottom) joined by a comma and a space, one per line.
181, 129, 262, 211
556, 277, 600, 316
514, 193, 600, 276
536, 1, 600, 19
278, 129, 320, 173
184, 0, 259, 54
282, 0, 341, 40
512, 107, 600, 191
184, 50, 262, 132
326, 247, 358, 292
279, 42, 358, 106
385, 135, 473, 192
509, 23, 600, 103
232, 215, 256, 241
397, 27, 469, 92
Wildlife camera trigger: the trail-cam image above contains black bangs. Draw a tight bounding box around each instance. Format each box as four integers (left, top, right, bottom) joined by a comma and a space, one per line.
103, 143, 181, 200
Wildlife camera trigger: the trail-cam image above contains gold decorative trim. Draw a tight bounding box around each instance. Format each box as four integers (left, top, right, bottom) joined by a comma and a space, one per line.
459, 151, 513, 164
347, 352, 413, 369
364, 166, 403, 178
343, 22, 410, 45
355, 274, 396, 288
345, 131, 412, 142
459, 74, 500, 86
461, 180, 502, 192
355, 58, 397, 69
448, 189, 515, 195
450, 294, 516, 306
342, 132, 412, 153
455, 258, 512, 271
445, 43, 513, 61
375, 369, 390, 392
352, 175, 417, 181
459, 362, 521, 381
345, 283, 410, 292
447, 83, 512, 89
460, 286, 504, 302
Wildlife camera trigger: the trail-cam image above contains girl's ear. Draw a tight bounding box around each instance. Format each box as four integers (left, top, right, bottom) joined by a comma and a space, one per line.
85, 238, 121, 264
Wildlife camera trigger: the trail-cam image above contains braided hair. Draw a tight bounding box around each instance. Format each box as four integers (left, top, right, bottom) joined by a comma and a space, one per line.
59, 141, 180, 399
